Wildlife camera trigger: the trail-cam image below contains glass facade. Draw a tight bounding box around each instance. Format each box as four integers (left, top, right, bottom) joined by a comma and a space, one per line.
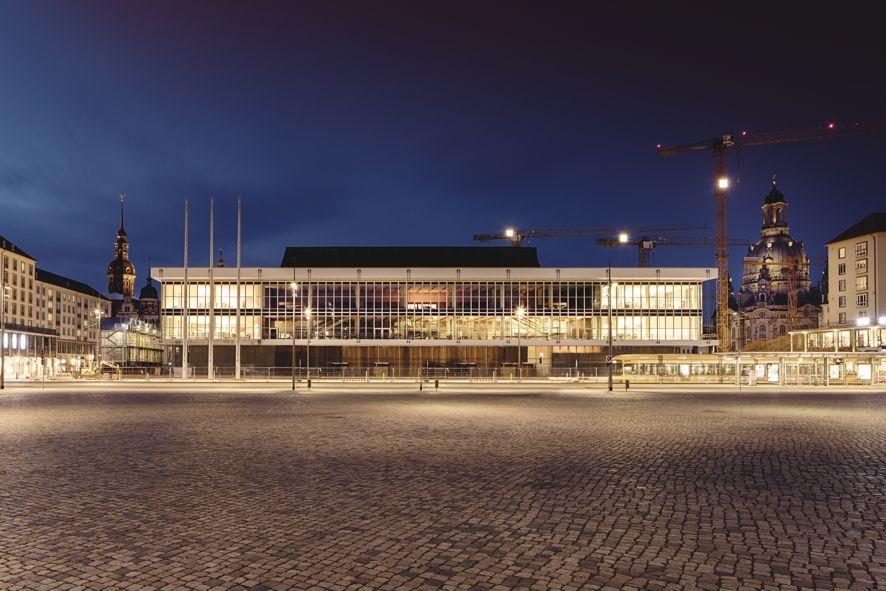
157, 269, 711, 345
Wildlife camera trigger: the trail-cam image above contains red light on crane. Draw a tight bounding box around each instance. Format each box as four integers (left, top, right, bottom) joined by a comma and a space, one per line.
827, 122, 836, 129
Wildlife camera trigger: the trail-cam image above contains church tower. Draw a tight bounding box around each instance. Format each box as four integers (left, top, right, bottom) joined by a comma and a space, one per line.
107, 194, 136, 296
730, 178, 821, 349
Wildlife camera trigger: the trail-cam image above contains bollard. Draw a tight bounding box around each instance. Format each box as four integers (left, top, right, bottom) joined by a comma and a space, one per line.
625, 379, 630, 391
307, 378, 312, 389
419, 381, 423, 391
434, 379, 439, 391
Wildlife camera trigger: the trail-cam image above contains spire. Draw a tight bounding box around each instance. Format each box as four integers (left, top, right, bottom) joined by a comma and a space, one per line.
119, 193, 126, 233
217, 248, 225, 268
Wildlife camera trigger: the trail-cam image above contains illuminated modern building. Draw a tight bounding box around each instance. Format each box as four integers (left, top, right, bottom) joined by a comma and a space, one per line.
153, 246, 717, 376
730, 180, 821, 349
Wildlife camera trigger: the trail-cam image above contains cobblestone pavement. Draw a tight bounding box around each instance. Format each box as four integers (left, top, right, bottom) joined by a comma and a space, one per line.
1, 389, 885, 590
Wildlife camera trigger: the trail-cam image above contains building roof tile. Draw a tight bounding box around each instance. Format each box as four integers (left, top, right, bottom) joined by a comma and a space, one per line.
826, 212, 886, 244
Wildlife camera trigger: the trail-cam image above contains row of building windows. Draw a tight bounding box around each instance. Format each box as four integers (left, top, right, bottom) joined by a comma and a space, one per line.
837, 241, 868, 259
160, 281, 703, 314
837, 276, 869, 291
837, 293, 868, 308
160, 313, 703, 342
837, 259, 869, 275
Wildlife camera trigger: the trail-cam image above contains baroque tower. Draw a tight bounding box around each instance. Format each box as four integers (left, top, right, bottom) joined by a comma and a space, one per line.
107, 194, 136, 297
730, 178, 821, 348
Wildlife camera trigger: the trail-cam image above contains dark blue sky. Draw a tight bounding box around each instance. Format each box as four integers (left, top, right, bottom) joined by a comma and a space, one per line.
1, 2, 884, 295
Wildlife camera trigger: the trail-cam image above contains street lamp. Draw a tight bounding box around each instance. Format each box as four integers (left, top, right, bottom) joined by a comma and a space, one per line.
304, 306, 312, 388
607, 262, 617, 392
515, 305, 525, 382
290, 282, 298, 390
0, 264, 7, 390
94, 307, 103, 371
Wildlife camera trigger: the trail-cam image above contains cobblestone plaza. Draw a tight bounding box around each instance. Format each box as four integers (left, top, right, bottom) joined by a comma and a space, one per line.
1, 387, 885, 590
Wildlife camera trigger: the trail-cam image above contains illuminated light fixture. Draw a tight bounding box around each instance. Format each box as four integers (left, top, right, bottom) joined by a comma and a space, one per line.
717, 177, 729, 190
504, 227, 515, 238
515, 305, 526, 319
827, 122, 836, 129
304, 306, 312, 319
879, 316, 886, 325
618, 232, 629, 243
856, 317, 871, 327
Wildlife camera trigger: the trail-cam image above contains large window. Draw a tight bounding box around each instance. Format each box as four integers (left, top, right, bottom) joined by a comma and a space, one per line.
159, 278, 707, 342
856, 259, 868, 274
856, 241, 867, 257
857, 293, 868, 307
856, 276, 868, 291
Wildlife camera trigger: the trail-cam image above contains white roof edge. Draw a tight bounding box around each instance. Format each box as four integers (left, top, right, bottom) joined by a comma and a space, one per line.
151, 266, 717, 282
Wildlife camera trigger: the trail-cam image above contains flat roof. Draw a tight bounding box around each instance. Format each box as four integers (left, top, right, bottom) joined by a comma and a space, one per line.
281, 246, 541, 268
153, 266, 717, 282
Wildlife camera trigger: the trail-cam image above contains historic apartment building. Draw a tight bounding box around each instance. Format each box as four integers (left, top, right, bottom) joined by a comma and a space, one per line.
153, 246, 717, 376
822, 212, 886, 328
730, 180, 821, 349
1, 236, 111, 380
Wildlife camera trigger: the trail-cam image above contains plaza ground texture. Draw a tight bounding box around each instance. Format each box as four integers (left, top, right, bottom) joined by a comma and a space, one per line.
1, 385, 885, 590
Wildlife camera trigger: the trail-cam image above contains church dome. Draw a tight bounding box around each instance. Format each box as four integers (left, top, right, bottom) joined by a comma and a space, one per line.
107, 259, 135, 276
746, 234, 806, 268
763, 184, 786, 204
139, 279, 158, 300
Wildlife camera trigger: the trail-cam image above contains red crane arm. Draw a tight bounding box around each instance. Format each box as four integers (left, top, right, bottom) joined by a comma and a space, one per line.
658, 122, 886, 155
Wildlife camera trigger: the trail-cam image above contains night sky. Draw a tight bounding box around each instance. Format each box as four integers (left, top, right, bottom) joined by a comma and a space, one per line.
2, 2, 884, 298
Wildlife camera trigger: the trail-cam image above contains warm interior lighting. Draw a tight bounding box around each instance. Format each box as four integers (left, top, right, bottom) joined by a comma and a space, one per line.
856, 317, 870, 327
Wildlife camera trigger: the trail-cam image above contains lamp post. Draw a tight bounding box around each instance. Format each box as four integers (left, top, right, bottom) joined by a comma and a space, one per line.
290, 282, 297, 390
94, 307, 103, 372
305, 306, 312, 388
1, 252, 6, 390
515, 305, 525, 382
607, 262, 616, 392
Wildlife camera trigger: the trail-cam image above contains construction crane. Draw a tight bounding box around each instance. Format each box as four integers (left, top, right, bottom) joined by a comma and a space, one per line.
657, 121, 886, 352
597, 235, 751, 267
473, 224, 706, 247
